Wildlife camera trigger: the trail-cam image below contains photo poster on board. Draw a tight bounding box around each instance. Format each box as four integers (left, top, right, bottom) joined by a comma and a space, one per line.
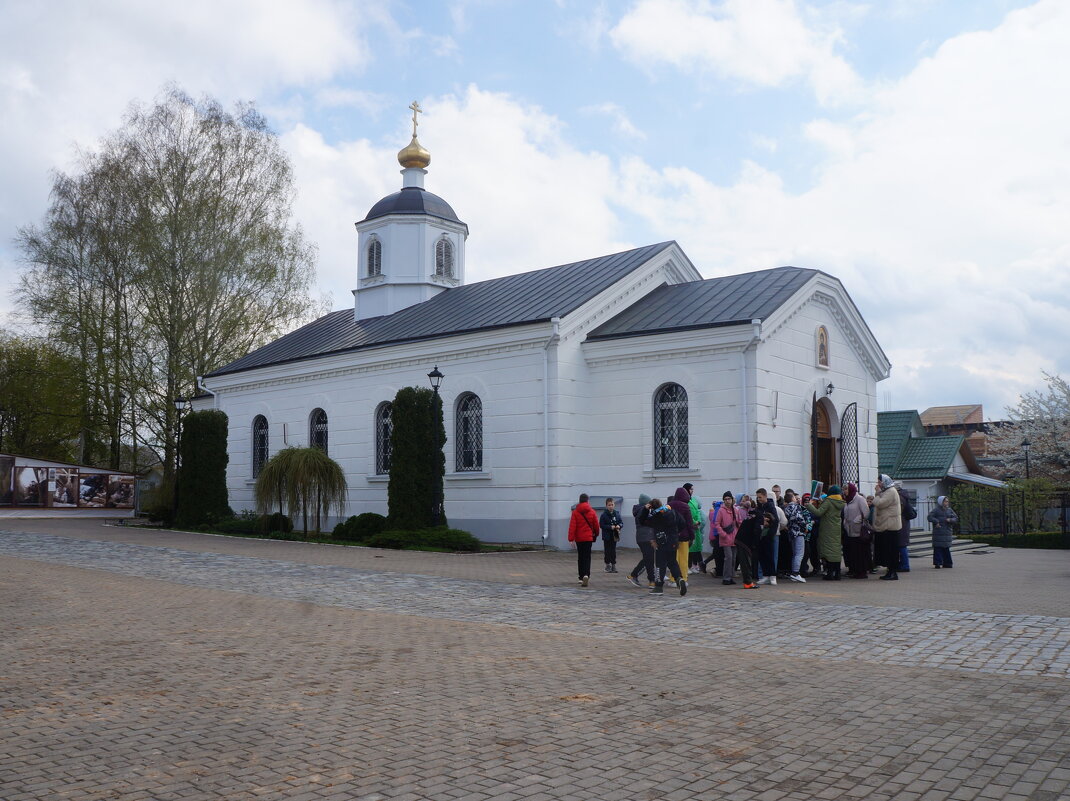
13, 466, 48, 506
106, 475, 135, 508
79, 473, 108, 508
51, 468, 79, 507
0, 456, 13, 505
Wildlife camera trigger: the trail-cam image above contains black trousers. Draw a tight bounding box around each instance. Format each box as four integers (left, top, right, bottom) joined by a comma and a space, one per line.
758, 535, 777, 577
603, 535, 617, 565
654, 541, 683, 585
631, 541, 656, 582
703, 544, 725, 576
576, 541, 593, 579
736, 542, 757, 584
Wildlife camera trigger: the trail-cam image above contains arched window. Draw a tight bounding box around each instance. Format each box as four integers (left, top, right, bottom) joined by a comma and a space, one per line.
455, 393, 483, 472
367, 238, 382, 277
654, 383, 688, 469
252, 415, 269, 477
375, 402, 393, 475
309, 408, 328, 453
435, 237, 454, 278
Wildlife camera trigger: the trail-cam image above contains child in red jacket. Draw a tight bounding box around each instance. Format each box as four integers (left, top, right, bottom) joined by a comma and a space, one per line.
568, 493, 600, 586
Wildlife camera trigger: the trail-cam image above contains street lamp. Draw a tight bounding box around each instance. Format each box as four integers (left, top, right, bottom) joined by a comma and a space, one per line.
172, 397, 192, 524
1021, 438, 1031, 480
427, 366, 444, 526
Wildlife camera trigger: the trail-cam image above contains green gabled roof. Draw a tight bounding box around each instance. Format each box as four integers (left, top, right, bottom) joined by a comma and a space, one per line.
877, 410, 918, 475
895, 435, 965, 479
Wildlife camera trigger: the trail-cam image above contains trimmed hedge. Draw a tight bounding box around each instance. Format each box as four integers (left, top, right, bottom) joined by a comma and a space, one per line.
366, 527, 481, 552
970, 532, 1070, 549
387, 387, 446, 530
175, 410, 231, 528
333, 512, 388, 542
209, 512, 292, 536
259, 512, 293, 534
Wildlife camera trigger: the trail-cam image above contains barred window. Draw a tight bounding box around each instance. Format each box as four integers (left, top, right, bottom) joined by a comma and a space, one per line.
309, 408, 328, 453
435, 237, 454, 278
654, 383, 688, 469
367, 239, 382, 276
375, 402, 393, 475
455, 393, 482, 472
252, 415, 269, 477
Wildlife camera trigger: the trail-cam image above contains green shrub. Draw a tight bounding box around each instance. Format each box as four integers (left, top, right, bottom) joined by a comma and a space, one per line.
421, 527, 481, 552
175, 410, 231, 528
365, 526, 480, 552
333, 512, 388, 542
387, 387, 446, 530
259, 511, 293, 534
970, 532, 1069, 549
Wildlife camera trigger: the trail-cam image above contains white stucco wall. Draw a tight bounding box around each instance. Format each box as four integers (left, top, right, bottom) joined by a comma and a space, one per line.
197, 252, 890, 550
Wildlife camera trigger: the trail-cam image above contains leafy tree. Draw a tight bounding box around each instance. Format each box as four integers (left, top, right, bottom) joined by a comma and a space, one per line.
988, 372, 1070, 484
174, 410, 230, 527
254, 447, 347, 535
0, 331, 85, 460
16, 86, 322, 477
387, 387, 446, 529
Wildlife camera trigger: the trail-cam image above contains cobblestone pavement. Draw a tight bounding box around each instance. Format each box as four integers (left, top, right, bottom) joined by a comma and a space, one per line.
7, 518, 1070, 618
2, 530, 1069, 680
2, 530, 1070, 801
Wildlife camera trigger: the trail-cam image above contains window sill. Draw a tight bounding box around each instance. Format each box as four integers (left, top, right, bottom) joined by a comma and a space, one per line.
446, 471, 492, 480
641, 468, 701, 479
365, 474, 389, 483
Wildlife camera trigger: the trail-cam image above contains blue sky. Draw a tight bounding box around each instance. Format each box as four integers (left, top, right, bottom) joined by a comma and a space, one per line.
1, 0, 1067, 417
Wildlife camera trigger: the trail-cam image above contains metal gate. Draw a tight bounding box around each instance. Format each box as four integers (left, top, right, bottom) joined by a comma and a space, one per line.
839, 402, 859, 487
810, 393, 818, 483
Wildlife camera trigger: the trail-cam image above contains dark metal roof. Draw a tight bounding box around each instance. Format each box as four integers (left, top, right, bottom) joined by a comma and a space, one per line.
586, 266, 819, 341
363, 187, 466, 229
208, 242, 677, 378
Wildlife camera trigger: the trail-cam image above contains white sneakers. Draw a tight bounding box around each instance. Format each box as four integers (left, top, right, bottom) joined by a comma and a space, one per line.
758, 576, 777, 585
789, 574, 806, 583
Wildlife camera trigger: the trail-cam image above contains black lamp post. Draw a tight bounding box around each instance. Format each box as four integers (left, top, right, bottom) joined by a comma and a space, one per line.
172, 396, 191, 523
428, 366, 444, 526
1021, 438, 1031, 480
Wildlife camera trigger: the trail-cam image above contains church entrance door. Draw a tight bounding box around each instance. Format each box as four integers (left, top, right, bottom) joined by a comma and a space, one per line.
811, 396, 837, 489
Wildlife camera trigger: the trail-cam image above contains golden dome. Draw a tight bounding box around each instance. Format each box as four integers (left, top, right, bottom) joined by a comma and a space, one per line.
397, 135, 430, 169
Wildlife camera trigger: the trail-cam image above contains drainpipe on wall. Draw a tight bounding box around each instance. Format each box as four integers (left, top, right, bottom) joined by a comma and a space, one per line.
739, 320, 762, 489
542, 317, 561, 542
196, 376, 218, 410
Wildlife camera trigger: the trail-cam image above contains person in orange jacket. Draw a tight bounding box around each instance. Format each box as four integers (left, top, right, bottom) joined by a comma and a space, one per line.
568, 493, 600, 587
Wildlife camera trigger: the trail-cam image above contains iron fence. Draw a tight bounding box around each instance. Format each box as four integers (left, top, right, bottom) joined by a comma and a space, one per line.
936, 489, 1070, 545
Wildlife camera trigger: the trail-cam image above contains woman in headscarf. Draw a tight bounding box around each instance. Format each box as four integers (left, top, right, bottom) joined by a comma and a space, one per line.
806, 486, 845, 580
927, 495, 958, 569
842, 482, 871, 578
873, 474, 903, 580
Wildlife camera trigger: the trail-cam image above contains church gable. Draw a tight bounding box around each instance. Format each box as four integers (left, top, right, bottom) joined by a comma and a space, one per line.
758, 272, 891, 383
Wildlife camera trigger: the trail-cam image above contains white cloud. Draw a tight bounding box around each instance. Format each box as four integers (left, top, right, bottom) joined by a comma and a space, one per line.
609, 0, 862, 105
282, 86, 631, 308
0, 0, 373, 319
581, 102, 647, 140
609, 0, 1070, 411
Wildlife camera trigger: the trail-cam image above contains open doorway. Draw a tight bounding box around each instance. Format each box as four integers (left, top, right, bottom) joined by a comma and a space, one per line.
811, 395, 837, 488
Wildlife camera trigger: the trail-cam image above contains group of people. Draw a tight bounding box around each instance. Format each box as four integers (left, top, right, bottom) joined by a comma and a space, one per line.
567, 476, 960, 594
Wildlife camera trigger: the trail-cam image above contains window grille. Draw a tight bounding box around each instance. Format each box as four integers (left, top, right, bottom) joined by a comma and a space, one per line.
367, 239, 382, 276
310, 408, 328, 453
435, 238, 454, 278
375, 402, 393, 475
252, 415, 269, 477
455, 393, 483, 472
654, 383, 688, 469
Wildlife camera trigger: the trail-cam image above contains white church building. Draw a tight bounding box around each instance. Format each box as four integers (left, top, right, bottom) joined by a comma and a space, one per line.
196, 118, 891, 549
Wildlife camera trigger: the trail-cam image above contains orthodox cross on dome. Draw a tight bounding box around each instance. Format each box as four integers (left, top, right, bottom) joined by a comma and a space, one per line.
409, 100, 422, 137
